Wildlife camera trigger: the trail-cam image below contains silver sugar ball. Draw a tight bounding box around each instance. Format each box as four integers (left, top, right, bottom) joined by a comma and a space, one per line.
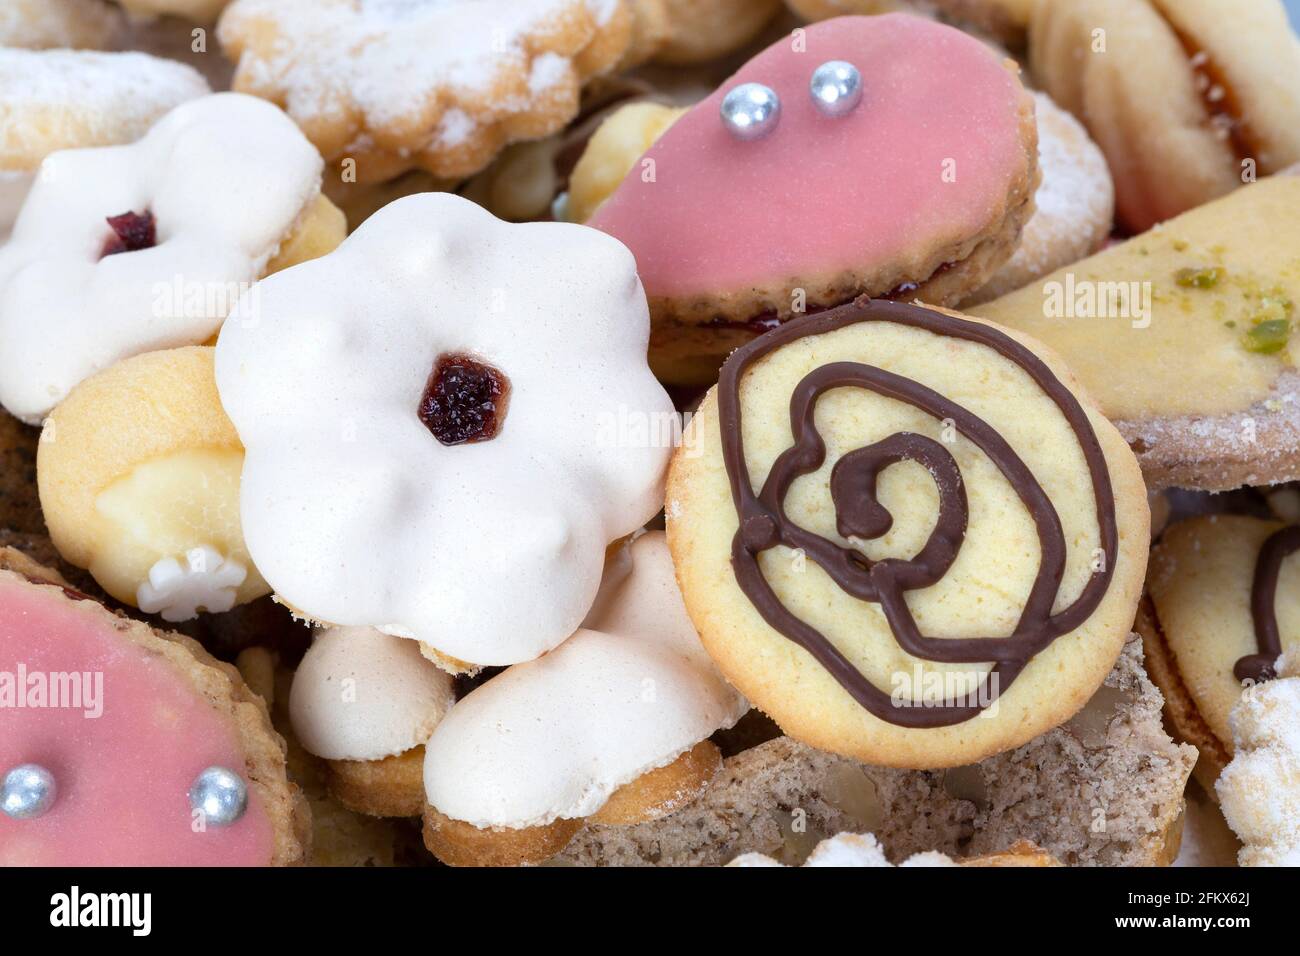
2, 763, 57, 820
188, 766, 247, 827
810, 60, 863, 118
721, 82, 782, 141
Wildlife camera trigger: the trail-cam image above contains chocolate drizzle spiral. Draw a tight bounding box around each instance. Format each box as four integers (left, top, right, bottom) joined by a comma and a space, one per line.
718, 298, 1119, 728
1236, 526, 1300, 684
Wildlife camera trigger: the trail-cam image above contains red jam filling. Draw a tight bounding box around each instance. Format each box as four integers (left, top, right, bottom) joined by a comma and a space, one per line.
101, 210, 157, 258
418, 353, 510, 446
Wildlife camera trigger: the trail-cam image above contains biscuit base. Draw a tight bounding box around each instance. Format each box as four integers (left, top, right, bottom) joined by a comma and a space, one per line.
326, 747, 427, 819
589, 740, 721, 825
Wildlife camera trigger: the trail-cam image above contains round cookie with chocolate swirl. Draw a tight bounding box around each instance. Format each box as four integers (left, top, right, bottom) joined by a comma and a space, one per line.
666, 298, 1149, 769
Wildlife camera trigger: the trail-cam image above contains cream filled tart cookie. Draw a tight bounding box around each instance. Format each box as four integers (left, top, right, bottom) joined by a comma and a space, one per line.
290, 626, 456, 819
0, 548, 309, 865
218, 0, 637, 184
421, 532, 747, 866
0, 48, 209, 236
1031, 0, 1300, 233
667, 297, 1149, 769
37, 347, 272, 621
1139, 515, 1300, 789
215, 192, 673, 669
0, 92, 346, 425
588, 14, 1039, 385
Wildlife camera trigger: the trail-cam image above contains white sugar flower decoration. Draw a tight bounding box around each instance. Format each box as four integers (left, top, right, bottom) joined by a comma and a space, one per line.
137, 545, 248, 622
215, 193, 673, 667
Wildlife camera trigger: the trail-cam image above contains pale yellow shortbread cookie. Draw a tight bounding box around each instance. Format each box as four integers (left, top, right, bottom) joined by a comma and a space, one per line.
667, 300, 1149, 769
973, 175, 1300, 491
1140, 515, 1300, 789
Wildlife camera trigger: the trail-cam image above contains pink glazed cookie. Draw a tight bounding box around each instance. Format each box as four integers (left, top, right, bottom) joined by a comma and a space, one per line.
0, 548, 308, 865
589, 14, 1038, 385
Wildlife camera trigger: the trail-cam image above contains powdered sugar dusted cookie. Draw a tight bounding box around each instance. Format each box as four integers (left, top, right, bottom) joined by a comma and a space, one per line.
667, 298, 1149, 769
0, 0, 123, 49
290, 626, 456, 818
37, 347, 272, 621
0, 549, 308, 865
728, 832, 1059, 866
963, 92, 1113, 304
215, 192, 672, 668
0, 48, 209, 235
1216, 652, 1300, 866
588, 14, 1039, 384
1139, 515, 1300, 788
218, 0, 636, 183
0, 93, 345, 425
973, 176, 1300, 491
422, 532, 747, 865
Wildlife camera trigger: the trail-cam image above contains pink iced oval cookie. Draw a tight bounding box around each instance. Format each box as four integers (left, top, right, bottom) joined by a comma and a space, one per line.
589, 14, 1032, 303
0, 555, 296, 865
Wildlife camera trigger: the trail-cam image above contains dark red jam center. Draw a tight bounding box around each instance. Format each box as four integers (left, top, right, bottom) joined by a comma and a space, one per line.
418, 353, 510, 446
101, 210, 156, 258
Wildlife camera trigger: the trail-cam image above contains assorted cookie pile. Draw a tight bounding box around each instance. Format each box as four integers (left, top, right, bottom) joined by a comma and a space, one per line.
1, 0, 1298, 868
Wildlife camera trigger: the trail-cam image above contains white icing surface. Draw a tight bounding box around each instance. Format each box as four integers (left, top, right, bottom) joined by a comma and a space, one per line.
423, 532, 747, 828
136, 545, 247, 622
215, 192, 672, 666
290, 625, 456, 761
1217, 652, 1300, 867
0, 93, 322, 425
0, 171, 32, 238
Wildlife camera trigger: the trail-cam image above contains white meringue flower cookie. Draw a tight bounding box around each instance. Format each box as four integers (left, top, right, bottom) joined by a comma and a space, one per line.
290, 626, 456, 818
215, 192, 673, 668
421, 531, 748, 867
0, 48, 209, 236
0, 92, 346, 425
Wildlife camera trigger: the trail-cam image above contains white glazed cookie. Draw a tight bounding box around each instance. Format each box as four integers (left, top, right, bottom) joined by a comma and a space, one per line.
289, 625, 456, 818
218, 0, 636, 183
291, 626, 456, 763
667, 299, 1149, 769
0, 93, 338, 425
421, 532, 747, 864
0, 49, 209, 235
0, 0, 123, 49
1216, 653, 1300, 866
215, 192, 673, 668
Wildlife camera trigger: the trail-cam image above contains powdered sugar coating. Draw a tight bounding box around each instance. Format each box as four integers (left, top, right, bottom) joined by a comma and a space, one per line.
219, 0, 628, 177
0, 50, 210, 172
215, 193, 672, 667
0, 93, 323, 425
1216, 652, 1300, 866
728, 831, 961, 867
423, 532, 747, 828
290, 626, 456, 762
